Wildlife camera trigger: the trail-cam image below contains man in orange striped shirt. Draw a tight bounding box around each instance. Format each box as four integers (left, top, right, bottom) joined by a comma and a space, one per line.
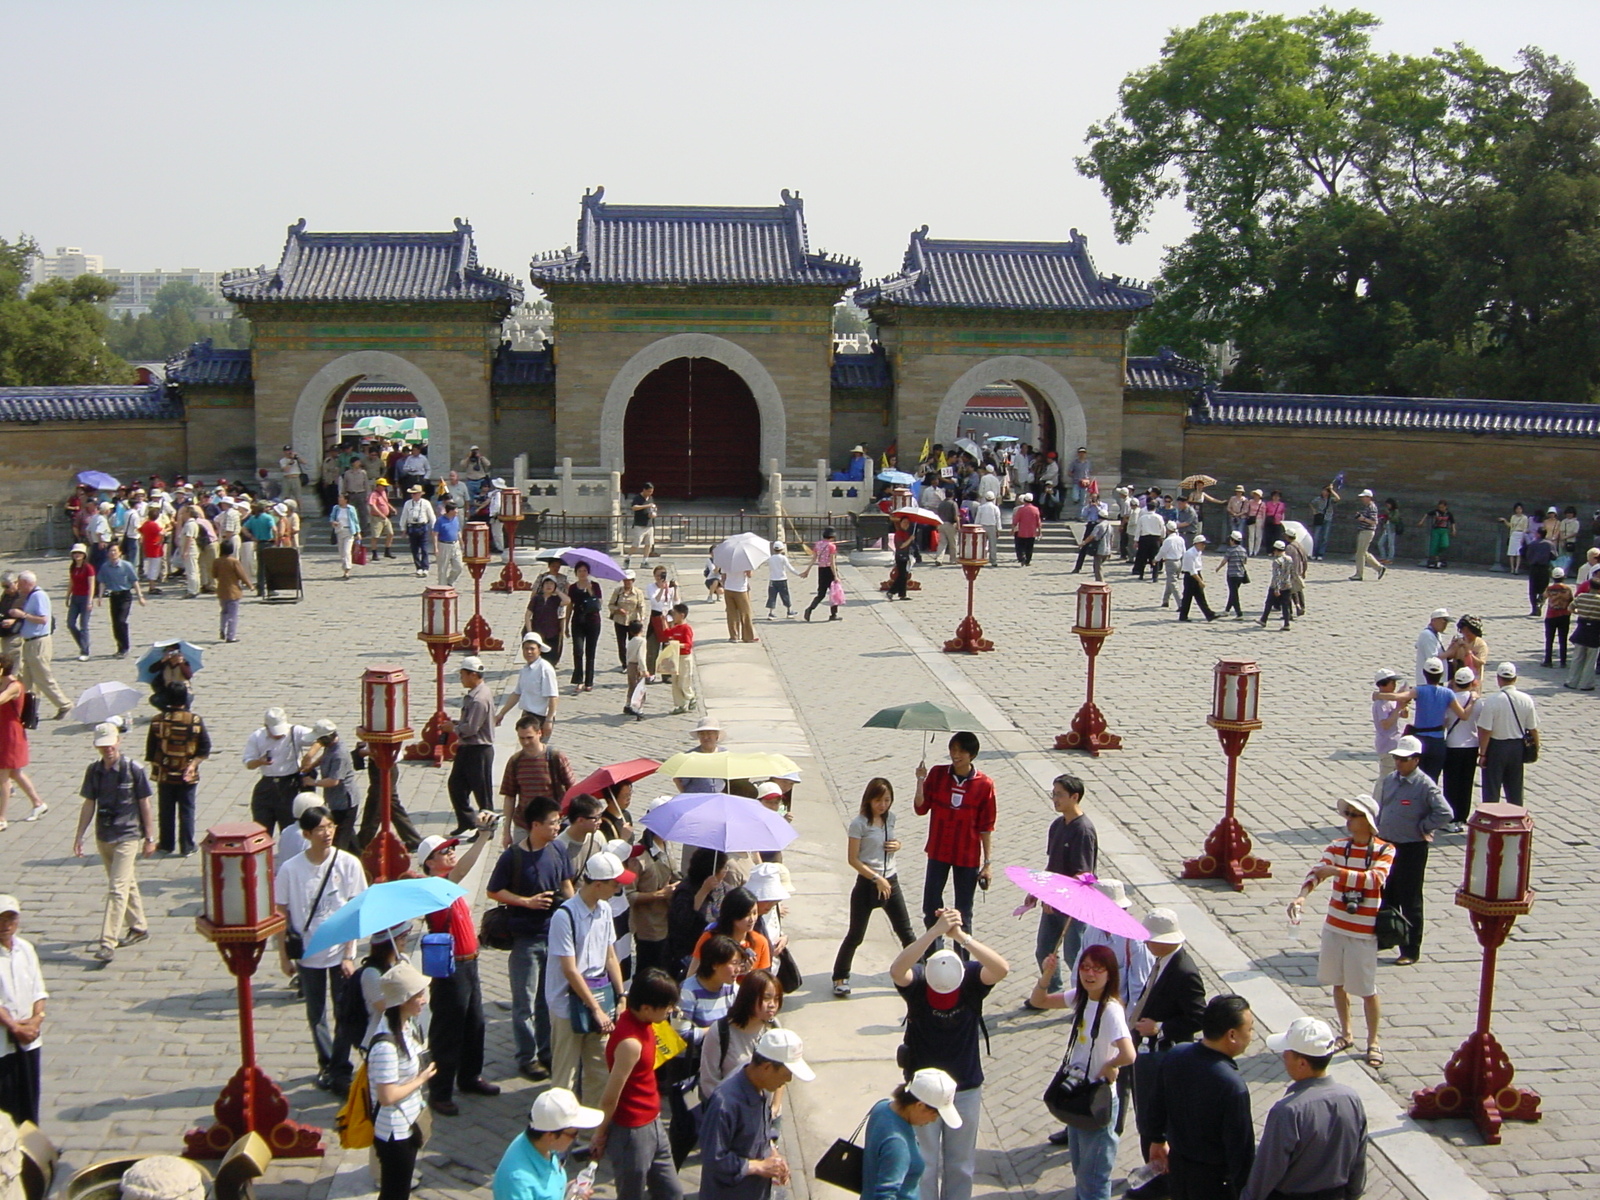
1287, 794, 1393, 1067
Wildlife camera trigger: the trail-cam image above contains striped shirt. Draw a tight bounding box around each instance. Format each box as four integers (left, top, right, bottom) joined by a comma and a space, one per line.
1307, 837, 1394, 936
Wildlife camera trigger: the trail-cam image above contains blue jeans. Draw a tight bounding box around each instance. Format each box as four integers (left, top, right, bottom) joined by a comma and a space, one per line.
67, 594, 91, 656
1035, 909, 1084, 992
915, 1084, 983, 1200
1066, 1090, 1119, 1200
765, 580, 792, 612
1312, 520, 1330, 558
922, 859, 979, 942
1376, 525, 1396, 560
298, 964, 354, 1086
407, 526, 430, 572
508, 936, 552, 1069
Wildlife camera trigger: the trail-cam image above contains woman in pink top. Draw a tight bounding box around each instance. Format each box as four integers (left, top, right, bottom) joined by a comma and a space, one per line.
1260, 490, 1287, 556
1012, 493, 1043, 566
802, 528, 842, 621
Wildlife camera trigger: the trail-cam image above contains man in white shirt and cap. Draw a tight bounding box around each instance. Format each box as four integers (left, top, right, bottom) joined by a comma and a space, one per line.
1475, 662, 1539, 806
0, 894, 48, 1125
1178, 534, 1218, 621
242, 707, 312, 832
1414, 609, 1452, 684
973, 492, 1002, 568
496, 633, 560, 737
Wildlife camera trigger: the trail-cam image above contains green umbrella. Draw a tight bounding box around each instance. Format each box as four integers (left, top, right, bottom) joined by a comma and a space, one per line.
863, 701, 987, 765
396, 416, 429, 436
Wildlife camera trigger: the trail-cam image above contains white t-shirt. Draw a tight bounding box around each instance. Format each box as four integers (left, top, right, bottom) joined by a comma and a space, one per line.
767, 552, 796, 585
0, 936, 48, 1056
509, 658, 560, 717
1052, 993, 1131, 1080
721, 569, 751, 594
545, 895, 615, 1008
273, 849, 368, 969
1445, 688, 1479, 748
1475, 687, 1538, 740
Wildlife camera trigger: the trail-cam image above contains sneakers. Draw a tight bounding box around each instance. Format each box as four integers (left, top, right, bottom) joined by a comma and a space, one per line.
787, 610, 797, 619
77, 654, 89, 662
1377, 564, 1387, 579
25, 804, 47, 821
833, 980, 851, 997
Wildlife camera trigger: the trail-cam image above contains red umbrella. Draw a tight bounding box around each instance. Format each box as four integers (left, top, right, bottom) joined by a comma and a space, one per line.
1005, 867, 1150, 941
563, 758, 662, 808
892, 506, 943, 528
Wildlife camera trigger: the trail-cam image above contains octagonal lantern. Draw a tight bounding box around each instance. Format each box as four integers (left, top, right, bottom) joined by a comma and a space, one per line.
359, 666, 412, 744
958, 524, 989, 566
1074, 581, 1112, 634
197, 823, 282, 943
463, 521, 492, 562
1210, 657, 1262, 729
498, 486, 523, 521
1461, 803, 1535, 912
421, 586, 459, 639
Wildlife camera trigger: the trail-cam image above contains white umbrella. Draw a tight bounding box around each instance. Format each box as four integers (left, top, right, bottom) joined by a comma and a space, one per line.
72, 682, 143, 726
953, 438, 983, 460
711, 532, 772, 576
1280, 520, 1314, 557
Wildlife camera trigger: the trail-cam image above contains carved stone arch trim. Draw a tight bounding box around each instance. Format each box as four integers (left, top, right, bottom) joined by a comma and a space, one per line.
291, 350, 452, 468
934, 355, 1087, 457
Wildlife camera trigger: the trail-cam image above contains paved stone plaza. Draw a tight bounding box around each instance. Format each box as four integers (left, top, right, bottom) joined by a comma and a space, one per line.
1, 534, 1591, 1199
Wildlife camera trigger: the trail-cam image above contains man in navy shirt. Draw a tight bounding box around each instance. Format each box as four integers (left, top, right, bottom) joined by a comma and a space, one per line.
1146, 995, 1256, 1200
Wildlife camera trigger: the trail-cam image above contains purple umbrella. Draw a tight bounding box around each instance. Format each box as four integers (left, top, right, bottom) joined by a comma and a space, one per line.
560, 547, 626, 581
1005, 867, 1150, 941
641, 793, 797, 854
77, 470, 120, 490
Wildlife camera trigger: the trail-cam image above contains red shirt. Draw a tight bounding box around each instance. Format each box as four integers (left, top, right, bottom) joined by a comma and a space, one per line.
917, 765, 996, 869
605, 1008, 660, 1127
424, 894, 479, 957
1013, 504, 1042, 539
69, 562, 96, 598
660, 623, 694, 657
139, 519, 165, 558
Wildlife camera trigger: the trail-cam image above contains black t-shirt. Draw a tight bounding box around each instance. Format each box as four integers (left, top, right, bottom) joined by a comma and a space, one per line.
486, 840, 573, 939
897, 961, 994, 1090
631, 494, 654, 527
1047, 814, 1098, 877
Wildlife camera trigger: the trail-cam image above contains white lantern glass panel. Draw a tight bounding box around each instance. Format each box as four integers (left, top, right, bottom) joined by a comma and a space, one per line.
1466, 826, 1490, 898
202, 845, 219, 925
499, 488, 523, 520
464, 522, 492, 560
1495, 832, 1525, 901
219, 854, 246, 928
251, 846, 273, 926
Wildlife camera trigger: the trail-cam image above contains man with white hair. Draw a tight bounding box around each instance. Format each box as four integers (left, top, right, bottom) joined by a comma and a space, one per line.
972, 492, 1001, 568
5, 573, 70, 718
1414, 609, 1452, 684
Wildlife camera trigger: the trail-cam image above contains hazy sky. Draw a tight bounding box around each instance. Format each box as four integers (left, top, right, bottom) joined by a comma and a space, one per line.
7, 1, 1596, 291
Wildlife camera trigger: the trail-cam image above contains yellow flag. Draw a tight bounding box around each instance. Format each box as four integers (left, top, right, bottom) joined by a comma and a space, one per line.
919, 437, 931, 464
880, 450, 891, 471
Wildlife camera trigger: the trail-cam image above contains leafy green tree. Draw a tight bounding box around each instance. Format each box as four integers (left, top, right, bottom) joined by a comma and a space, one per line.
1081, 10, 1600, 401
103, 279, 248, 361
0, 235, 130, 385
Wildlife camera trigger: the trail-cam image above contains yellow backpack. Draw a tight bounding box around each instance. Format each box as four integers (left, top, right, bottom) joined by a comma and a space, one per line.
334, 1058, 374, 1149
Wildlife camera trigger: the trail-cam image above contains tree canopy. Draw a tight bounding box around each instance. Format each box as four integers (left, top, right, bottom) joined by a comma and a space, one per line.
0, 236, 130, 386
103, 279, 249, 362
1079, 9, 1600, 402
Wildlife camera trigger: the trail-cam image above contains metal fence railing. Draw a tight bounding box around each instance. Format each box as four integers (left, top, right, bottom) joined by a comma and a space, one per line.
515, 512, 861, 554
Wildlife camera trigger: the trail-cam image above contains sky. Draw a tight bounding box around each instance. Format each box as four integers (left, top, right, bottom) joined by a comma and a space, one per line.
6, 0, 1598, 291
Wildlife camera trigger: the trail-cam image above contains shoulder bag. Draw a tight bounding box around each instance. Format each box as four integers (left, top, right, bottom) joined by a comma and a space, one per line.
284, 856, 338, 962
18, 691, 39, 731
1042, 999, 1115, 1130
1375, 905, 1412, 951
814, 1108, 872, 1194
478, 845, 520, 951
1508, 693, 1539, 763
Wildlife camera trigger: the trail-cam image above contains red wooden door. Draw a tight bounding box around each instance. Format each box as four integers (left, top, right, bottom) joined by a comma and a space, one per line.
622, 358, 761, 499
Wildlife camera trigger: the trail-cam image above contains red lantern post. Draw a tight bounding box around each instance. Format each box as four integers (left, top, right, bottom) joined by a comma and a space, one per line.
943, 524, 995, 653
1410, 803, 1541, 1143
184, 823, 323, 1159
357, 667, 413, 882
460, 521, 502, 652
489, 486, 530, 592
1055, 581, 1121, 754
1182, 657, 1272, 890
405, 586, 465, 765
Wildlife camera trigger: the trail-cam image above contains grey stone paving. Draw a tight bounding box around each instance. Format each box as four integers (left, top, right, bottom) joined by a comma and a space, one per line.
3, 535, 1588, 1198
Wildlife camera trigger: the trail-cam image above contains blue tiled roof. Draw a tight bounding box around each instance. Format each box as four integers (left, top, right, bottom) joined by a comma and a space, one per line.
831, 345, 890, 390
1127, 348, 1207, 391
0, 384, 182, 423
167, 339, 252, 386
224, 219, 522, 307
1191, 391, 1600, 438
493, 344, 555, 385
856, 227, 1153, 313
530, 188, 860, 288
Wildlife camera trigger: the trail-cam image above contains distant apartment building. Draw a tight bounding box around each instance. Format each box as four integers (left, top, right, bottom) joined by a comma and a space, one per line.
27, 246, 227, 317
28, 246, 105, 283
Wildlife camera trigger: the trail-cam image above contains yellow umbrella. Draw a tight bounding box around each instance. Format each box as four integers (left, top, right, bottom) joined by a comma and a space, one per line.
658, 750, 799, 780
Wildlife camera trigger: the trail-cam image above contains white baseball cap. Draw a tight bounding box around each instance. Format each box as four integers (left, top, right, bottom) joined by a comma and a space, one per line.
1453, 667, 1476, 685
755, 781, 784, 800
415, 835, 460, 868
1359, 489, 1374, 498
1496, 661, 1519, 680
312, 719, 339, 739
460, 656, 486, 674
1391, 735, 1423, 758
1372, 668, 1401, 686
907, 1068, 963, 1127
93, 722, 121, 747
263, 707, 290, 736
1267, 1016, 1340, 1057
529, 1087, 603, 1132
583, 851, 637, 885
1272, 540, 1287, 550
292, 792, 323, 819
923, 949, 966, 994
0, 895, 20, 915
1422, 656, 1445, 676
1142, 908, 1185, 946
753, 1028, 815, 1081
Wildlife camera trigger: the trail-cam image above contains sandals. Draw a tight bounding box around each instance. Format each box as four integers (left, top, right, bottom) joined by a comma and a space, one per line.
1366, 1044, 1385, 1067
1330, 1032, 1353, 1054
25, 804, 47, 821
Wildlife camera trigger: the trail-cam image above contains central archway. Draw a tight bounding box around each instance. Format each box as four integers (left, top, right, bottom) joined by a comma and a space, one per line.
601, 333, 786, 485
622, 358, 761, 499
935, 355, 1086, 464
291, 350, 453, 469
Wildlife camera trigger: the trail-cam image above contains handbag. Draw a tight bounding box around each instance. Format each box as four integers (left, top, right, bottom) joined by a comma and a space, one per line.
285, 857, 338, 962
18, 692, 39, 731
776, 945, 803, 994
1508, 695, 1539, 763
1041, 997, 1115, 1130
1375, 905, 1411, 951
351, 540, 369, 566
828, 579, 845, 607
814, 1110, 871, 1194
478, 904, 515, 951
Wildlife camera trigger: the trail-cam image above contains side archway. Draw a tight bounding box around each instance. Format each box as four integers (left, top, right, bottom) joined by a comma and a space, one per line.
291, 350, 453, 469
600, 334, 786, 476
934, 355, 1087, 458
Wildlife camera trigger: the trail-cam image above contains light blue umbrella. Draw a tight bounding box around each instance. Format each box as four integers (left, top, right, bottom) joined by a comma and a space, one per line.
302, 876, 466, 958
641, 793, 797, 854
876, 470, 916, 485
135, 639, 204, 684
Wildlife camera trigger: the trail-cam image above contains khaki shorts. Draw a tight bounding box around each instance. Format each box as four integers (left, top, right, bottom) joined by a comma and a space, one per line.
1318, 924, 1378, 997
369, 515, 394, 538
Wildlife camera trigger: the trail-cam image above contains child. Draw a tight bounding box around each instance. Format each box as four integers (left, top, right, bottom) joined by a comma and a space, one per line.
660, 603, 696, 714
766, 541, 798, 620
702, 545, 723, 603
622, 620, 647, 720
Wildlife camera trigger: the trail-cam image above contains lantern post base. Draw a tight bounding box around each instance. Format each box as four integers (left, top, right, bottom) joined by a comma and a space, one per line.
184, 1064, 324, 1160
943, 615, 994, 654
1410, 1030, 1542, 1144
1055, 701, 1121, 754
402, 708, 458, 765
1182, 815, 1272, 891
461, 612, 502, 653
362, 828, 409, 883
489, 519, 530, 591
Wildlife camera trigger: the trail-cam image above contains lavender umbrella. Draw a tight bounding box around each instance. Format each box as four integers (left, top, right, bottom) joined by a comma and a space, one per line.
641, 793, 798, 854
560, 547, 626, 581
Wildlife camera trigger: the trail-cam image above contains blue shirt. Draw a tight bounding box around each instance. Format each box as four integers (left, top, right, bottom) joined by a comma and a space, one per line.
862, 1099, 923, 1200
1411, 684, 1454, 738
699, 1069, 775, 1200
20, 588, 50, 638
98, 559, 139, 593
435, 514, 461, 543
492, 1130, 566, 1200
329, 506, 359, 534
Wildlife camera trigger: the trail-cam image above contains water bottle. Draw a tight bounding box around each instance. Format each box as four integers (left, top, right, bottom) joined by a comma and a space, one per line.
1126, 1163, 1163, 1189
565, 1161, 598, 1200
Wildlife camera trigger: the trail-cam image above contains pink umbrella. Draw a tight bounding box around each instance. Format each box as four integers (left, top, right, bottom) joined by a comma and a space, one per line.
1005, 867, 1151, 941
